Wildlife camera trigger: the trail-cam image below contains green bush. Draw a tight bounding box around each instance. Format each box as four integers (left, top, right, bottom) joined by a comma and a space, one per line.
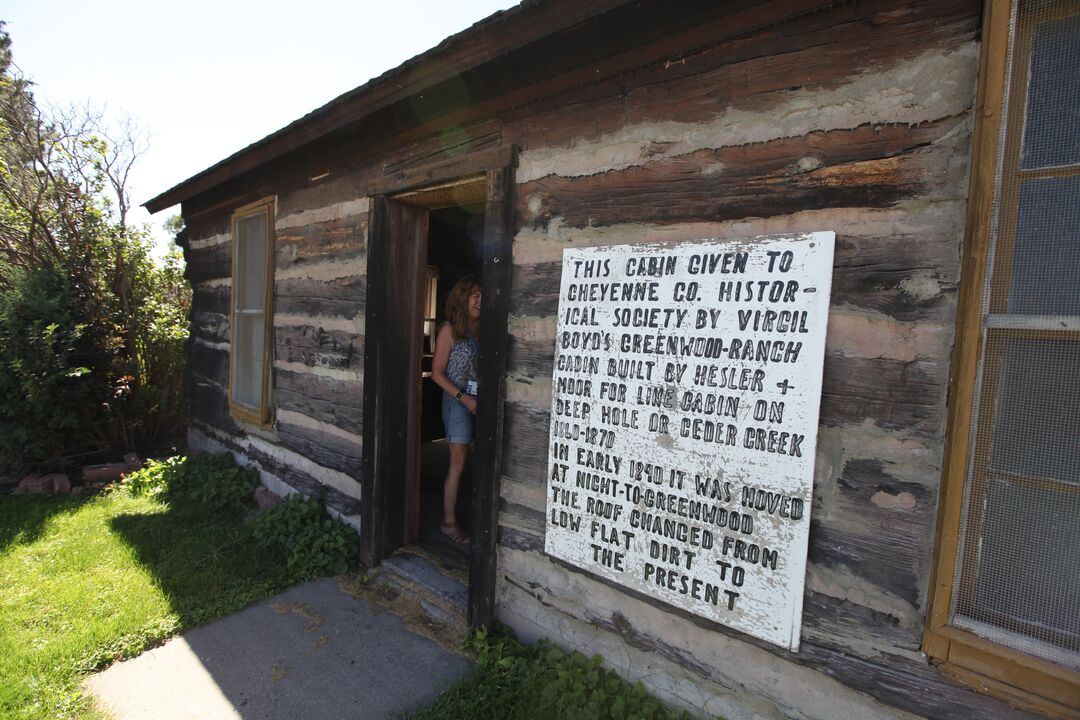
249, 495, 359, 579
182, 454, 259, 512
125, 453, 258, 514
124, 455, 185, 500
410, 627, 692, 720
0, 266, 102, 471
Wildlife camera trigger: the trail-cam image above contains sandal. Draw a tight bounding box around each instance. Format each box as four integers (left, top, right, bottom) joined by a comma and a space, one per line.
440, 523, 471, 545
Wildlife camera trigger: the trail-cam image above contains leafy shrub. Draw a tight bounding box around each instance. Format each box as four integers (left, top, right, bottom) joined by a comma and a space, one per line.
181, 454, 258, 512
124, 455, 186, 500
410, 627, 691, 720
249, 495, 358, 579
0, 266, 104, 472
125, 453, 257, 514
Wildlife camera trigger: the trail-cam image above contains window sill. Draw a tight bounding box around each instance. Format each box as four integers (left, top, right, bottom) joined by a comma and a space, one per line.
925, 625, 1080, 717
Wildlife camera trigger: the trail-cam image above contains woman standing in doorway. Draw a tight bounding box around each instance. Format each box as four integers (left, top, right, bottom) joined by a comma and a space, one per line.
430, 275, 481, 545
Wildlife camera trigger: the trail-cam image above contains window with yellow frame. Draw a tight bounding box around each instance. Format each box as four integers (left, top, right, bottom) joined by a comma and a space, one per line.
925, 1, 1080, 716
228, 197, 275, 426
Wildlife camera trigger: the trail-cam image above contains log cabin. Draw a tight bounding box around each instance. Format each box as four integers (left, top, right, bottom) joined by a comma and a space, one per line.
145, 1, 1080, 717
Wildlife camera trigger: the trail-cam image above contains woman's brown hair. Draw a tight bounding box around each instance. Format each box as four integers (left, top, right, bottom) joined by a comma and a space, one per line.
445, 275, 481, 341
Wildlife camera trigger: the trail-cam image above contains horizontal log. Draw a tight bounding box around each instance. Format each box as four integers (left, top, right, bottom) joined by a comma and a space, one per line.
185, 242, 231, 283
275, 367, 362, 406
506, 333, 556, 385
276, 422, 362, 478
807, 458, 936, 606
502, 0, 976, 154
501, 400, 551, 488
180, 209, 231, 249
274, 391, 363, 438
381, 121, 501, 176
187, 340, 229, 389
192, 285, 230, 316
275, 325, 361, 371
275, 276, 366, 318
833, 458, 935, 511
801, 589, 918, 655
498, 525, 545, 553
275, 175, 368, 221
276, 215, 368, 265
808, 520, 920, 608
190, 312, 229, 346
796, 643, 1040, 720
186, 377, 237, 435
516, 119, 964, 233
499, 498, 547, 535
369, 137, 510, 195
275, 369, 363, 436
820, 356, 942, 437
831, 233, 958, 322
242, 444, 361, 517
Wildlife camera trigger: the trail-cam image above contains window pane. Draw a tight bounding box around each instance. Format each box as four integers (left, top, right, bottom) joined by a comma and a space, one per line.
989, 336, 1080, 483
950, 3, 1080, 673
236, 213, 268, 312
962, 478, 1080, 661
1007, 176, 1080, 315
232, 312, 264, 409
1020, 13, 1080, 169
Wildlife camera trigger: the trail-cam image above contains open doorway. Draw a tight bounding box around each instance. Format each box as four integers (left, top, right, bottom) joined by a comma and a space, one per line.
417, 204, 484, 571
360, 175, 487, 562
361, 156, 514, 629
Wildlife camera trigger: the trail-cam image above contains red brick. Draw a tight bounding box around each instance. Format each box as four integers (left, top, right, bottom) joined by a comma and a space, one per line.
82, 463, 130, 482
16, 473, 50, 494
46, 474, 71, 495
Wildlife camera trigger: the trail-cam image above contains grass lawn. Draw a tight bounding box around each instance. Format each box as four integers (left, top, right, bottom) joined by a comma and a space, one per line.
0, 490, 294, 720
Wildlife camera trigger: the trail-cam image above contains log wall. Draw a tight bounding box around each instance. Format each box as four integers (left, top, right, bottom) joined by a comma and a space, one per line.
176, 1, 1039, 717
182, 179, 369, 524
494, 1, 1035, 718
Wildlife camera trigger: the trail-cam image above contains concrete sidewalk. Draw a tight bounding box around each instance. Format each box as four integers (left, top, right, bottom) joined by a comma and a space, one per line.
85, 578, 473, 720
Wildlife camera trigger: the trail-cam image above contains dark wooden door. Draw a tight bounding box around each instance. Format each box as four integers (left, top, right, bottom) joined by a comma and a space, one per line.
361, 196, 427, 563
361, 156, 515, 632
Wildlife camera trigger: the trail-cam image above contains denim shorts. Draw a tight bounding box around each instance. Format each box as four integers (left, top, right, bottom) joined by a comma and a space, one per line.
442, 391, 475, 444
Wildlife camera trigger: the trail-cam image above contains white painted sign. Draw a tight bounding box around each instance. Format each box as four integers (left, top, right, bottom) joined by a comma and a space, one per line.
544, 232, 835, 651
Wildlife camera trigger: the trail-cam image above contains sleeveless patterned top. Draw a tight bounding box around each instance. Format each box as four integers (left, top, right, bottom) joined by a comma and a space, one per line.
445, 328, 479, 393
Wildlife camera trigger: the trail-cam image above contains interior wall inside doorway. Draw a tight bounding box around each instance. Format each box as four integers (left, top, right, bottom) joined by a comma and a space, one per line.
418, 202, 484, 562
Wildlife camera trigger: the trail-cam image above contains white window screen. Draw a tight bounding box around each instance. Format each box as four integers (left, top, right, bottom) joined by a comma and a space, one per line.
951, 0, 1080, 670
232, 210, 269, 411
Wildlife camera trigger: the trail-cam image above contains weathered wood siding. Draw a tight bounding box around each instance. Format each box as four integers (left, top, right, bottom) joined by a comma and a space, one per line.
493, 1, 1036, 718
182, 179, 369, 523
175, 0, 1040, 717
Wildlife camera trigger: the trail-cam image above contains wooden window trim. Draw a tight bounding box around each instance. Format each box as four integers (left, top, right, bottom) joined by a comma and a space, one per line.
924, 1, 1080, 714
228, 196, 276, 427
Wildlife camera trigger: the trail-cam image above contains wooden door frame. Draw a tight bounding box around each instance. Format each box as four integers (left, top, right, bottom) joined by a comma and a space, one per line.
360, 145, 516, 630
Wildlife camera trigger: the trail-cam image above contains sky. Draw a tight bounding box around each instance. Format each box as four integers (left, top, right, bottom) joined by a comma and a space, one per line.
2, 0, 520, 252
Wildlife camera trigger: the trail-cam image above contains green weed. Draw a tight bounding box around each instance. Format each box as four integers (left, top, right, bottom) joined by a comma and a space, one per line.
124, 453, 257, 514
249, 495, 359, 579
409, 626, 693, 720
